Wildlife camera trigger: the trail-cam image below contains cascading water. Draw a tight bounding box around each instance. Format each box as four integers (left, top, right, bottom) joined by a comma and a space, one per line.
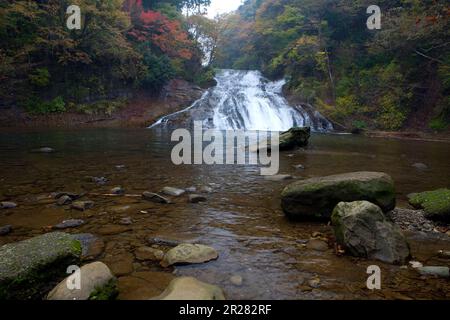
149, 69, 333, 132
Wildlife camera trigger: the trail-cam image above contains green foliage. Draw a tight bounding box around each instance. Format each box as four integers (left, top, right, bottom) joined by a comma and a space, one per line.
28, 68, 50, 88
25, 96, 66, 115
76, 99, 128, 116
215, 0, 449, 131
429, 117, 449, 132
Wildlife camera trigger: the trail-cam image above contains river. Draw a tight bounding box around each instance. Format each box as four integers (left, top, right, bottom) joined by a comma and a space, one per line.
0, 128, 449, 299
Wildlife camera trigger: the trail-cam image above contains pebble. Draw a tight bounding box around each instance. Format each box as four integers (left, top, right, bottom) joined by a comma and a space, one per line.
230, 275, 243, 287
438, 250, 450, 259
200, 186, 214, 194
0, 201, 17, 209
142, 192, 171, 204
86, 176, 108, 185
135, 247, 165, 261
308, 278, 321, 288
56, 195, 72, 206
33, 147, 55, 153
409, 261, 423, 269
0, 225, 12, 236
119, 217, 133, 226
412, 163, 428, 170
186, 187, 197, 193
71, 201, 94, 211
54, 219, 85, 230
264, 174, 293, 182
162, 187, 186, 197
388, 208, 437, 233
293, 164, 305, 170
111, 187, 125, 195
188, 194, 207, 204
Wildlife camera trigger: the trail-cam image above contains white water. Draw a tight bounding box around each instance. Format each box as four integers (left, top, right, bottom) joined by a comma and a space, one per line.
149, 69, 333, 132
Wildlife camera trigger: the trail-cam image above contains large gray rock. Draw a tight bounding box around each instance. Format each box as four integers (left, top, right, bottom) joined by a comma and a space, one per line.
331, 201, 410, 264
47, 262, 117, 300
155, 277, 225, 300
0, 232, 82, 299
278, 127, 311, 151
161, 244, 218, 268
281, 172, 396, 220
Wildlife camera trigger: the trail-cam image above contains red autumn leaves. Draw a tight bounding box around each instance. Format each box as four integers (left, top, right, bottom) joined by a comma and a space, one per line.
125, 0, 194, 60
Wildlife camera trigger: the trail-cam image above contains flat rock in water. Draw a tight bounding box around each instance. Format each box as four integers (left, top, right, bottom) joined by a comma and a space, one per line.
282, 171, 396, 220
97, 225, 132, 236
161, 244, 219, 268
104, 253, 134, 277
162, 187, 186, 197
135, 247, 165, 262
0, 202, 17, 209
265, 174, 293, 182
54, 219, 85, 230
0, 225, 12, 236
438, 250, 450, 259
417, 266, 449, 278
306, 239, 329, 252
188, 194, 207, 203
53, 192, 82, 200
0, 232, 81, 299
117, 272, 175, 300
155, 277, 225, 300
71, 201, 94, 211
332, 201, 410, 264
148, 237, 183, 247
412, 163, 428, 170
230, 275, 243, 287
142, 192, 171, 204
119, 217, 133, 225
47, 262, 116, 300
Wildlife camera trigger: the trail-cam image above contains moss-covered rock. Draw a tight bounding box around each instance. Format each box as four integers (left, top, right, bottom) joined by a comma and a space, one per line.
0, 232, 81, 300
279, 127, 311, 151
408, 189, 450, 222
281, 172, 396, 220
332, 201, 410, 264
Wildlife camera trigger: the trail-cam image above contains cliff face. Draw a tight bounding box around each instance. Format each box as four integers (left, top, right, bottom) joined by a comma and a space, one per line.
0, 79, 205, 129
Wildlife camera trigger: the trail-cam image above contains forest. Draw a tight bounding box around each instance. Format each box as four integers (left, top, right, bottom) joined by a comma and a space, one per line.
0, 0, 213, 115
0, 0, 449, 131
212, 0, 450, 131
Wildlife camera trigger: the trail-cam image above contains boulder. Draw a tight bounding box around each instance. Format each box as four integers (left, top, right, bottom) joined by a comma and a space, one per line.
0, 232, 81, 299
331, 201, 410, 264
408, 189, 450, 222
155, 277, 225, 300
47, 262, 117, 300
281, 172, 396, 220
142, 192, 171, 204
279, 127, 311, 151
161, 244, 218, 268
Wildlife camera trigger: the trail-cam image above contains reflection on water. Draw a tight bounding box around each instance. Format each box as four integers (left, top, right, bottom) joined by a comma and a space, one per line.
0, 129, 449, 300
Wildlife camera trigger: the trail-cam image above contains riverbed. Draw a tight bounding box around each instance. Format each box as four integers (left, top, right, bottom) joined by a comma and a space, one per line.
0, 129, 449, 300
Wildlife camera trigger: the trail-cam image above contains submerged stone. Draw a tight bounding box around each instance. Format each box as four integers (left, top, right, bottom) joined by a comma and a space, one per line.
162, 187, 186, 197
0, 202, 17, 209
161, 244, 218, 268
0, 232, 81, 299
142, 192, 171, 204
71, 201, 94, 211
54, 219, 85, 230
0, 225, 12, 236
155, 277, 225, 300
281, 171, 396, 220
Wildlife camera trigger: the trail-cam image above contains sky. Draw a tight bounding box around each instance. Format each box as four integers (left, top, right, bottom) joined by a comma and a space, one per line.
207, 0, 243, 18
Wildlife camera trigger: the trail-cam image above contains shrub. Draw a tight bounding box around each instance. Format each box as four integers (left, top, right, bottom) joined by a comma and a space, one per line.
25, 96, 66, 114
28, 68, 50, 88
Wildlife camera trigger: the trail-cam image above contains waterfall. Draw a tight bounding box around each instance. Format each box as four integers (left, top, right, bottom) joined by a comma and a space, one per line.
149, 69, 333, 132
